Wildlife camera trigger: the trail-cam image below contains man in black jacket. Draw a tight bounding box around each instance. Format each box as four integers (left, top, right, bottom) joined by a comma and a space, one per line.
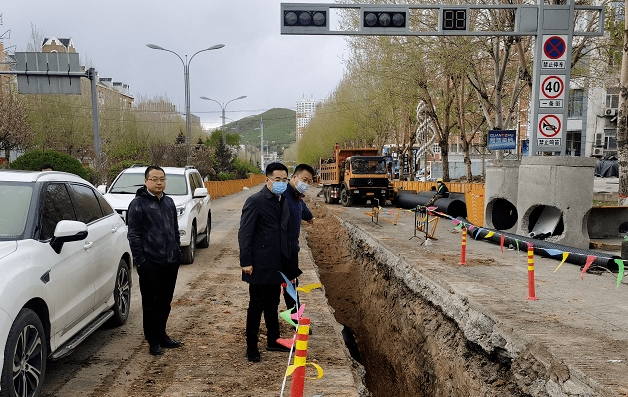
239, 162, 294, 362
282, 164, 314, 317
127, 165, 182, 356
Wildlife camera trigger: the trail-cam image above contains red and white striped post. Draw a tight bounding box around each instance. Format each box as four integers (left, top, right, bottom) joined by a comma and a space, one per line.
290, 317, 311, 397
459, 228, 467, 265
526, 243, 538, 300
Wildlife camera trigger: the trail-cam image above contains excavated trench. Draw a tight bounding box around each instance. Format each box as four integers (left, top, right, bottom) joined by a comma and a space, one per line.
303, 202, 547, 397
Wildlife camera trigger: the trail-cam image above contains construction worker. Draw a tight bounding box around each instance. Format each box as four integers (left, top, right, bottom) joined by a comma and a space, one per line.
426, 179, 449, 207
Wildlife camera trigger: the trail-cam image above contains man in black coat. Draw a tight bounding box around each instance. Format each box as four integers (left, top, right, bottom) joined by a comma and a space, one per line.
239, 162, 295, 362
127, 165, 182, 356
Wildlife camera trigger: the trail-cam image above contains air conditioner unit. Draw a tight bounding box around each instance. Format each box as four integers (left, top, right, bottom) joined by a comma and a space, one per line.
605, 108, 618, 116
595, 133, 604, 144
592, 147, 604, 156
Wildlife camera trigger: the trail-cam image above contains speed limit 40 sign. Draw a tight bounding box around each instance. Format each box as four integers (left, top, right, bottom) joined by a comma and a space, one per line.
539, 75, 565, 108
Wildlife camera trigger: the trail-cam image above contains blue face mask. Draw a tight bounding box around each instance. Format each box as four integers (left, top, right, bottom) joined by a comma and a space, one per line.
271, 181, 288, 195
296, 180, 310, 193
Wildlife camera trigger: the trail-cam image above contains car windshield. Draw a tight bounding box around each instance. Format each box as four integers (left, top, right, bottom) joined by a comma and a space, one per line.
351, 158, 387, 174
0, 182, 33, 239
108, 173, 188, 195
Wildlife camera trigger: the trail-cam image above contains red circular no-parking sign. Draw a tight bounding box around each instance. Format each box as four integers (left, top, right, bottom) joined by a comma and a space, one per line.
538, 115, 561, 137
544, 36, 566, 60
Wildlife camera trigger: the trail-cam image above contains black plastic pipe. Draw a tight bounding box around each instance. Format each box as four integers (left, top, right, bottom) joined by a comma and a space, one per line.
455, 217, 621, 271
396, 191, 467, 218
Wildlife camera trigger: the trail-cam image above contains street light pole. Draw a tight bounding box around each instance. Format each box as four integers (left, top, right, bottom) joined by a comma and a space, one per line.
199, 95, 247, 143
146, 43, 224, 148
260, 118, 264, 170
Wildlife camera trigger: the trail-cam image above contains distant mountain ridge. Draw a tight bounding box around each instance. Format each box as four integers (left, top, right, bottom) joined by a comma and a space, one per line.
224, 108, 296, 151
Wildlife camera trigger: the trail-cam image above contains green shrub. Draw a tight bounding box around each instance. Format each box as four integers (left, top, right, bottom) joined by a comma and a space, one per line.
214, 172, 234, 181
10, 150, 89, 180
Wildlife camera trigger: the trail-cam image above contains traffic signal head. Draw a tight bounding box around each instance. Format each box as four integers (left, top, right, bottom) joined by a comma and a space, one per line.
361, 7, 409, 34
363, 11, 406, 28
282, 4, 329, 34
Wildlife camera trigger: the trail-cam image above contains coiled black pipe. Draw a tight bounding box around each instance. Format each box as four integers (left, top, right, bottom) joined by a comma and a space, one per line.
455, 217, 621, 271
396, 191, 467, 218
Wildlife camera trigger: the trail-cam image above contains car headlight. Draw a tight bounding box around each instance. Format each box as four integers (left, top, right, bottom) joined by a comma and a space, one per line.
381, 190, 387, 194
354, 189, 359, 194
176, 205, 185, 217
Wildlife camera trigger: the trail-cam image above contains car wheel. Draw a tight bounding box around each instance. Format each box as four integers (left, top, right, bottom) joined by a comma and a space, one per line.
107, 258, 131, 327
1, 308, 47, 397
340, 187, 353, 207
181, 226, 196, 264
197, 211, 211, 249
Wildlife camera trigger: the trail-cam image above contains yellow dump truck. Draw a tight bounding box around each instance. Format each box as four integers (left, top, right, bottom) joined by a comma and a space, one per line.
318, 145, 390, 207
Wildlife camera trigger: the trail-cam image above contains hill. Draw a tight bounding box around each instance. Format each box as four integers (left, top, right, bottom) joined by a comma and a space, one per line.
223, 108, 296, 153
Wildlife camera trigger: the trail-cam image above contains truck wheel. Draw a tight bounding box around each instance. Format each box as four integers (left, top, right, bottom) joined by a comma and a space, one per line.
323, 187, 330, 203
340, 187, 353, 207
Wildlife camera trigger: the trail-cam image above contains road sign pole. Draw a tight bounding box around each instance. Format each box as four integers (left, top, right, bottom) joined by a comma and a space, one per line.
88, 68, 102, 182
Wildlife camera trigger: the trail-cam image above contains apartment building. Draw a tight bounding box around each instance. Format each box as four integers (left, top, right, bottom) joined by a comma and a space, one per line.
296, 97, 316, 142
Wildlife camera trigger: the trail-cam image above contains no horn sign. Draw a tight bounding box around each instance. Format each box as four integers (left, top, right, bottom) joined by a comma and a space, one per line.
538, 114, 562, 138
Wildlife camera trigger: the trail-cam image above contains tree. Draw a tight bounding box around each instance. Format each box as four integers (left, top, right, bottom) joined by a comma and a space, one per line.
0, 92, 33, 162
206, 130, 240, 147
213, 137, 233, 174
617, 1, 628, 205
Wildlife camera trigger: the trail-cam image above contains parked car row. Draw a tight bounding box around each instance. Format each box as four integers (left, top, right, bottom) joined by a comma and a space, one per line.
0, 165, 211, 397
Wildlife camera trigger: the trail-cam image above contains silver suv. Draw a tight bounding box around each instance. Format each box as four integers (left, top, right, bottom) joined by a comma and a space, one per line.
101, 165, 211, 264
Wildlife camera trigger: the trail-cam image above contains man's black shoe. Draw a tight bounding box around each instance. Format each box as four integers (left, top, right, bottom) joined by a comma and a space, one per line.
161, 336, 181, 348
266, 342, 291, 352
246, 348, 261, 362
149, 343, 163, 356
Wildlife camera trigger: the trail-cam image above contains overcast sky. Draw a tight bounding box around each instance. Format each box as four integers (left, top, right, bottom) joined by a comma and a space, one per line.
1, 0, 349, 129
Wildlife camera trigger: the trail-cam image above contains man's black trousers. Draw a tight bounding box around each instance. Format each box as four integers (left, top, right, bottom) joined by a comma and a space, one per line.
137, 260, 180, 344
246, 284, 281, 349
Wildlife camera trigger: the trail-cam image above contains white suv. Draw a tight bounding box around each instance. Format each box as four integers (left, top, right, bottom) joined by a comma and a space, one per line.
0, 170, 132, 397
101, 165, 211, 264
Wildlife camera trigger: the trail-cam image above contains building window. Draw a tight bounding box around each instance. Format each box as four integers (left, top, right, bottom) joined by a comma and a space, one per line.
565, 132, 581, 156
568, 89, 584, 117
604, 128, 617, 150
606, 87, 619, 109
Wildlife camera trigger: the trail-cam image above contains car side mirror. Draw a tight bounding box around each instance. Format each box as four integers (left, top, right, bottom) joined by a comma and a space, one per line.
193, 187, 208, 199
97, 185, 107, 194
50, 220, 88, 254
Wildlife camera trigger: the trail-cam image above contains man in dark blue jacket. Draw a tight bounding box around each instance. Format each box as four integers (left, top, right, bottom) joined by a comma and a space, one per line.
282, 164, 314, 316
239, 162, 295, 362
127, 165, 182, 356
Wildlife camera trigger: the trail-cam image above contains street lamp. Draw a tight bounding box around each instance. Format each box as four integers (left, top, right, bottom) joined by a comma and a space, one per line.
200, 95, 247, 143
146, 43, 224, 148
254, 119, 264, 170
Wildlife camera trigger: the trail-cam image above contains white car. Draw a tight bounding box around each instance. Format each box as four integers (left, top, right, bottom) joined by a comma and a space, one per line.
101, 165, 211, 264
0, 170, 132, 397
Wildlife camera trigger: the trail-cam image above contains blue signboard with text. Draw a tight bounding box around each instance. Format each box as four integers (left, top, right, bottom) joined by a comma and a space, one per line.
488, 130, 517, 150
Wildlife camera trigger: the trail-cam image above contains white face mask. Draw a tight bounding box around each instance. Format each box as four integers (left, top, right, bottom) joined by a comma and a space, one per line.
295, 180, 309, 193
